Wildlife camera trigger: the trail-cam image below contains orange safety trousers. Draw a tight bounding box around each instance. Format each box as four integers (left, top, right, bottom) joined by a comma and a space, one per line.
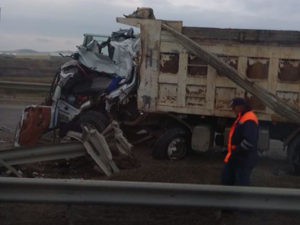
224, 111, 258, 163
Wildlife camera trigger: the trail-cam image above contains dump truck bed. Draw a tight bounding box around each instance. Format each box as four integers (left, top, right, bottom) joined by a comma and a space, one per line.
118, 18, 300, 122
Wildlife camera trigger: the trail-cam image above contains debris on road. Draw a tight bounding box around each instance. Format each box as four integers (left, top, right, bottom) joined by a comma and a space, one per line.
0, 121, 137, 177
66, 121, 136, 176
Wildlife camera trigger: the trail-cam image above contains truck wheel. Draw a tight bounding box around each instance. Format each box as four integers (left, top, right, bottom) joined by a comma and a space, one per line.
152, 128, 189, 160
78, 111, 109, 132
60, 111, 109, 136
287, 136, 300, 174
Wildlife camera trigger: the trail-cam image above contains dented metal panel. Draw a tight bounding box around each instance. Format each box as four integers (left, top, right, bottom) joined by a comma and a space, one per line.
136, 20, 163, 111
181, 27, 300, 46
160, 52, 179, 74
186, 85, 206, 106
217, 56, 238, 76
188, 54, 208, 76
245, 94, 266, 111
276, 91, 299, 110
278, 59, 300, 82
158, 83, 178, 105
118, 18, 300, 122
215, 87, 236, 110
246, 57, 269, 79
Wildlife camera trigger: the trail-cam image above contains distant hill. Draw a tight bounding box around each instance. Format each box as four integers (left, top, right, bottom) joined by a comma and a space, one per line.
0, 49, 74, 56
14, 49, 39, 54
0, 54, 70, 78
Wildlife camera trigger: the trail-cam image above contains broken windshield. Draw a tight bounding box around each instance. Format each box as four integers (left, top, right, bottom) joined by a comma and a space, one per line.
83, 33, 109, 56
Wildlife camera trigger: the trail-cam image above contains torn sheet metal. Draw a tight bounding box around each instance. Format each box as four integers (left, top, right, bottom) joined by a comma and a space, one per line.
3, 121, 135, 177
15, 105, 57, 147
82, 126, 119, 176
278, 59, 300, 82
160, 52, 179, 74
110, 38, 139, 79
77, 44, 118, 75
66, 120, 134, 176
247, 57, 269, 79
77, 36, 139, 79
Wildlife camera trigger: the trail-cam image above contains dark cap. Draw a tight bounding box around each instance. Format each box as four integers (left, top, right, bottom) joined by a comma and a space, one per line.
230, 97, 247, 107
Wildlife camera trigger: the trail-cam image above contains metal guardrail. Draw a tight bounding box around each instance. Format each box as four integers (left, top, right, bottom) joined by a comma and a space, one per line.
1, 122, 132, 177
0, 81, 51, 92
1, 177, 300, 211
0, 143, 85, 166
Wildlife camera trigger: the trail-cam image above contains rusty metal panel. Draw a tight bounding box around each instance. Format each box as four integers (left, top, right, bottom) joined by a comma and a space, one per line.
160, 52, 179, 74
182, 27, 300, 46
158, 83, 178, 105
245, 94, 266, 111
276, 91, 299, 109
136, 20, 163, 112
128, 18, 300, 122
217, 56, 238, 76
215, 87, 236, 110
246, 57, 269, 79
278, 59, 300, 82
187, 54, 208, 76
186, 85, 206, 107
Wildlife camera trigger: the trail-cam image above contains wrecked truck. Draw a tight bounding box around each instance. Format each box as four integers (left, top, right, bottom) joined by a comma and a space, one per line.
116, 13, 300, 168
16, 10, 300, 172
15, 29, 139, 146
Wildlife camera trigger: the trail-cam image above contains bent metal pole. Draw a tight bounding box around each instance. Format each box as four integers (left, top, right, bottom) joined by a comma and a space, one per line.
161, 23, 300, 124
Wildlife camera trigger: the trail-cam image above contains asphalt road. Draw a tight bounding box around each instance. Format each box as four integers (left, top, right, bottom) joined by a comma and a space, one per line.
0, 104, 26, 130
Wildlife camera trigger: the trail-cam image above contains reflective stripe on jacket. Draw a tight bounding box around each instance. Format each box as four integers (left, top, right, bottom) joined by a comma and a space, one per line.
224, 111, 258, 163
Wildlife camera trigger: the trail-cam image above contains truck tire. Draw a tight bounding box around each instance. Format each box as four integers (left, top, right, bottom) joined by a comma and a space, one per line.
78, 111, 109, 131
152, 128, 189, 160
287, 136, 300, 174
60, 111, 109, 136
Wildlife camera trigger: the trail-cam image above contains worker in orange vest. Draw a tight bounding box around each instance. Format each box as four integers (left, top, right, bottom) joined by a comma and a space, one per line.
221, 97, 259, 186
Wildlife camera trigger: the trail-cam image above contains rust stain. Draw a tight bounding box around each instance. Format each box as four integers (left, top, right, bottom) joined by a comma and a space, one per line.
158, 84, 177, 105
271, 114, 284, 122
245, 95, 266, 110
188, 54, 206, 65
215, 100, 231, 110
142, 95, 151, 110
215, 87, 236, 110
19, 106, 51, 147
188, 67, 208, 76
160, 52, 179, 74
217, 56, 238, 76
182, 27, 300, 46
276, 91, 299, 109
188, 54, 208, 76
186, 97, 205, 106
278, 59, 300, 82
186, 85, 206, 106
246, 57, 269, 79
186, 85, 206, 96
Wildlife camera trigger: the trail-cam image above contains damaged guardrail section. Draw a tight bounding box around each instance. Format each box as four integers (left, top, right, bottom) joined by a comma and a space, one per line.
0, 121, 135, 177
1, 177, 300, 211
0, 81, 50, 92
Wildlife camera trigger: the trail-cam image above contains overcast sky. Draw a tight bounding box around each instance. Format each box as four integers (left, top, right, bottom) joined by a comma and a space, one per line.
1, 0, 300, 51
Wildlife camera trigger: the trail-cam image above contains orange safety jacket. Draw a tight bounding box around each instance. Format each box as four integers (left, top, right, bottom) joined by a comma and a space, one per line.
224, 111, 258, 163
